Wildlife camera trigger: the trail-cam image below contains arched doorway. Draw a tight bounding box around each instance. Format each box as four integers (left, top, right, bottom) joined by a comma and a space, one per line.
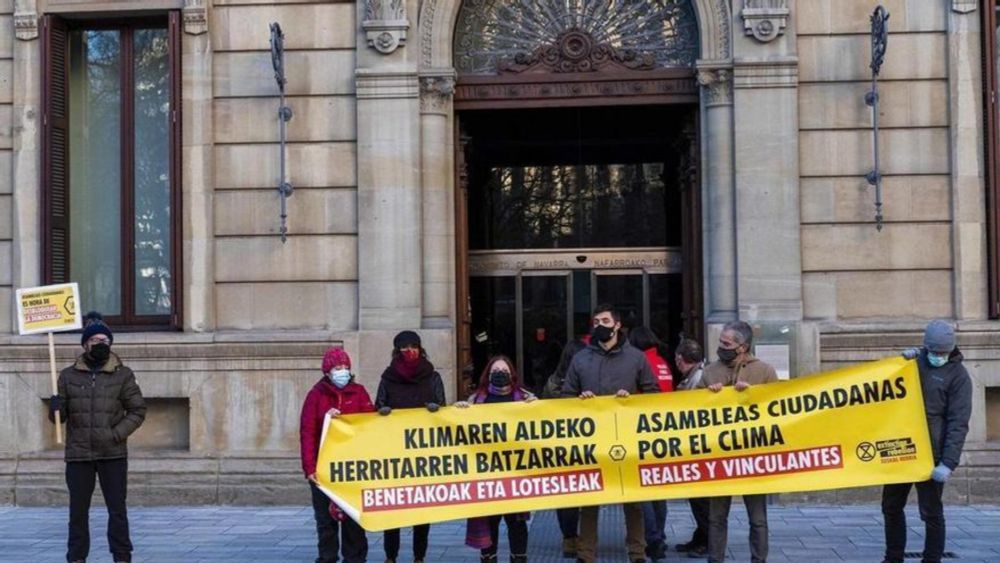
445, 0, 710, 394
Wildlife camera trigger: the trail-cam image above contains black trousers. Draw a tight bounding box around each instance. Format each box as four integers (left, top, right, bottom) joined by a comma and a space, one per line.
480, 514, 529, 557
66, 458, 132, 563
882, 480, 945, 563
384, 524, 430, 559
688, 497, 711, 545
556, 507, 579, 539
310, 483, 367, 563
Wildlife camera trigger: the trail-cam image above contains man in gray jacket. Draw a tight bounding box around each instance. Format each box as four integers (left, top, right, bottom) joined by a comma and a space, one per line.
562, 304, 659, 563
883, 320, 972, 563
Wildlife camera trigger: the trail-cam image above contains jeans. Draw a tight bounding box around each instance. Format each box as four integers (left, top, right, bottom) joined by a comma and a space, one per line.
309, 483, 367, 563
480, 514, 529, 557
882, 480, 945, 563
708, 495, 768, 563
577, 503, 645, 562
384, 524, 430, 559
556, 507, 579, 539
642, 500, 667, 550
66, 458, 132, 563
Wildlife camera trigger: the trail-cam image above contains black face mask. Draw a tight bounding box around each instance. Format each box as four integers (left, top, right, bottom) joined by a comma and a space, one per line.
716, 346, 739, 365
489, 370, 511, 387
88, 343, 111, 364
591, 325, 615, 343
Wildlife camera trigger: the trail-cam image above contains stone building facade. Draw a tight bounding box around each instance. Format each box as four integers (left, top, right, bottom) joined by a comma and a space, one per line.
0, 0, 998, 504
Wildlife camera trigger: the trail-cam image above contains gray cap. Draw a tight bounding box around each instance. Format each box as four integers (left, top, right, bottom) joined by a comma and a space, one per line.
923, 320, 955, 354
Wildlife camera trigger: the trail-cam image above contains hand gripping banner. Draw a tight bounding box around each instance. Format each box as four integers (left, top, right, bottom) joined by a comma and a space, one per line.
316, 358, 932, 531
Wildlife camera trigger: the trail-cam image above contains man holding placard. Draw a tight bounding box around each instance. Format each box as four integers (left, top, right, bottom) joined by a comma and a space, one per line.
48, 312, 146, 563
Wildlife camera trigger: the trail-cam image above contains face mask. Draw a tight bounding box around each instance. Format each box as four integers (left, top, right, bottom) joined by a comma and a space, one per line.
717, 346, 739, 364
88, 343, 111, 364
489, 370, 511, 387
591, 325, 615, 343
927, 353, 948, 368
401, 349, 420, 363
329, 369, 351, 388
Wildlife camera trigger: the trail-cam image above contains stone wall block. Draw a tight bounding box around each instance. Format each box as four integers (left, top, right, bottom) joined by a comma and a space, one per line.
213, 51, 355, 97
800, 176, 950, 224
799, 80, 947, 130
214, 96, 356, 144
215, 281, 358, 331
797, 0, 946, 35
215, 235, 357, 282
802, 223, 951, 270
215, 188, 357, 236
212, 3, 355, 51
800, 129, 949, 177
214, 142, 356, 190
799, 34, 946, 82
803, 271, 953, 319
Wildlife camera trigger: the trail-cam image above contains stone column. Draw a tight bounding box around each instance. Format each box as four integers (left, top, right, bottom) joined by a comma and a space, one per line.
947, 3, 988, 321
356, 0, 422, 329
182, 1, 215, 332
697, 64, 736, 323
732, 0, 802, 323
419, 73, 456, 328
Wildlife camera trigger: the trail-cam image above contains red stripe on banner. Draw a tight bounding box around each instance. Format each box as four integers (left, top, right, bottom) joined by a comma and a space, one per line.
638, 445, 844, 487
362, 468, 604, 512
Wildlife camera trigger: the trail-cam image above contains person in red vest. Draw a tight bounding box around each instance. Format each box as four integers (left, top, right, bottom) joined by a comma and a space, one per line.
299, 347, 374, 563
629, 325, 674, 560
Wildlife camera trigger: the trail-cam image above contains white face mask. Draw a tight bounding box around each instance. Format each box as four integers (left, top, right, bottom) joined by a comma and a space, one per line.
329, 369, 351, 388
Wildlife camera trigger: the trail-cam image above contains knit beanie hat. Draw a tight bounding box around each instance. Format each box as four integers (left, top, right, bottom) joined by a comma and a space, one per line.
80, 311, 113, 346
923, 320, 956, 354
393, 330, 421, 351
321, 347, 351, 374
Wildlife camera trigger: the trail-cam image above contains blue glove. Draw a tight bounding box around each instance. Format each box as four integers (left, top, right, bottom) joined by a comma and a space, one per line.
901, 348, 920, 360
377, 406, 391, 416
931, 464, 952, 483
426, 402, 440, 413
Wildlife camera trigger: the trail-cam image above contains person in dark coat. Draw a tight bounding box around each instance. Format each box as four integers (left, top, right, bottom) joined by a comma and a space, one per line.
300, 347, 374, 563
48, 312, 146, 563
561, 304, 659, 563
884, 320, 973, 563
374, 330, 446, 563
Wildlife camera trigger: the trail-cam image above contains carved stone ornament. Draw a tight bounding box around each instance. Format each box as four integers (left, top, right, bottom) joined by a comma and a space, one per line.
363, 0, 409, 54
13, 0, 38, 41
183, 0, 208, 35
420, 75, 455, 113
499, 29, 656, 74
952, 0, 977, 13
697, 68, 732, 106
742, 0, 788, 43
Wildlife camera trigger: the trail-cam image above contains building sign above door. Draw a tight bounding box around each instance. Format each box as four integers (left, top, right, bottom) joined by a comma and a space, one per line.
469, 248, 683, 276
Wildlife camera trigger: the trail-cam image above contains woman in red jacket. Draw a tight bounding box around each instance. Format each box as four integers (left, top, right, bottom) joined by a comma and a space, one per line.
300, 347, 374, 563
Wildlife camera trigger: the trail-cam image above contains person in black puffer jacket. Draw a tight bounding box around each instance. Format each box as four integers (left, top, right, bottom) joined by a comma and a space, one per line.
48, 312, 146, 563
883, 320, 972, 563
374, 330, 446, 563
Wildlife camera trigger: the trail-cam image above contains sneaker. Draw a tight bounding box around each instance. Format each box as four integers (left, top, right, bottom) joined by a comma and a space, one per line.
675, 540, 701, 552
645, 541, 667, 560
686, 544, 708, 558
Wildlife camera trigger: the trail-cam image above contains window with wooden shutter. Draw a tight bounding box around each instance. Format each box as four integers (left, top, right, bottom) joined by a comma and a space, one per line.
40, 13, 182, 329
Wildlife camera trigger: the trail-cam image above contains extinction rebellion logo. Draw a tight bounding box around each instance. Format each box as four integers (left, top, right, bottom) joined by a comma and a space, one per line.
856, 438, 917, 463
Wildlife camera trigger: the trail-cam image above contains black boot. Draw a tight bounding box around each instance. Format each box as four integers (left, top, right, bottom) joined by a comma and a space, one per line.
511, 555, 527, 563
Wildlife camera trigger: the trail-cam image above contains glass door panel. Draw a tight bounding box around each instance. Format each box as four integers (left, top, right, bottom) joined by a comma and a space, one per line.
649, 273, 685, 347
520, 274, 569, 395
469, 276, 517, 384
594, 273, 644, 331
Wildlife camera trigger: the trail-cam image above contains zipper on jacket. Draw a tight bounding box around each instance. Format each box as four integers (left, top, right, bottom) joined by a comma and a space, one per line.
90, 369, 97, 459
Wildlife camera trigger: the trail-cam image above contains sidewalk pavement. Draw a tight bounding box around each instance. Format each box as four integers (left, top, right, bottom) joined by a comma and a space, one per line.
1, 502, 998, 562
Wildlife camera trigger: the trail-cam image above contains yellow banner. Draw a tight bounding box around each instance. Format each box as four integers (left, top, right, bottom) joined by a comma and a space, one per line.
316, 357, 932, 531
15, 283, 82, 335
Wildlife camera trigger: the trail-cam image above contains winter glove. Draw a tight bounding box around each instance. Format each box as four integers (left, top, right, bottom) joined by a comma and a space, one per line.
377, 406, 392, 416
931, 464, 952, 483
48, 395, 63, 418
328, 502, 348, 522
426, 402, 440, 413
901, 347, 920, 360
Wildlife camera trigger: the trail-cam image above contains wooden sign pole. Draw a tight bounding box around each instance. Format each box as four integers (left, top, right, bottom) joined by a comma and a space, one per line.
48, 332, 62, 444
